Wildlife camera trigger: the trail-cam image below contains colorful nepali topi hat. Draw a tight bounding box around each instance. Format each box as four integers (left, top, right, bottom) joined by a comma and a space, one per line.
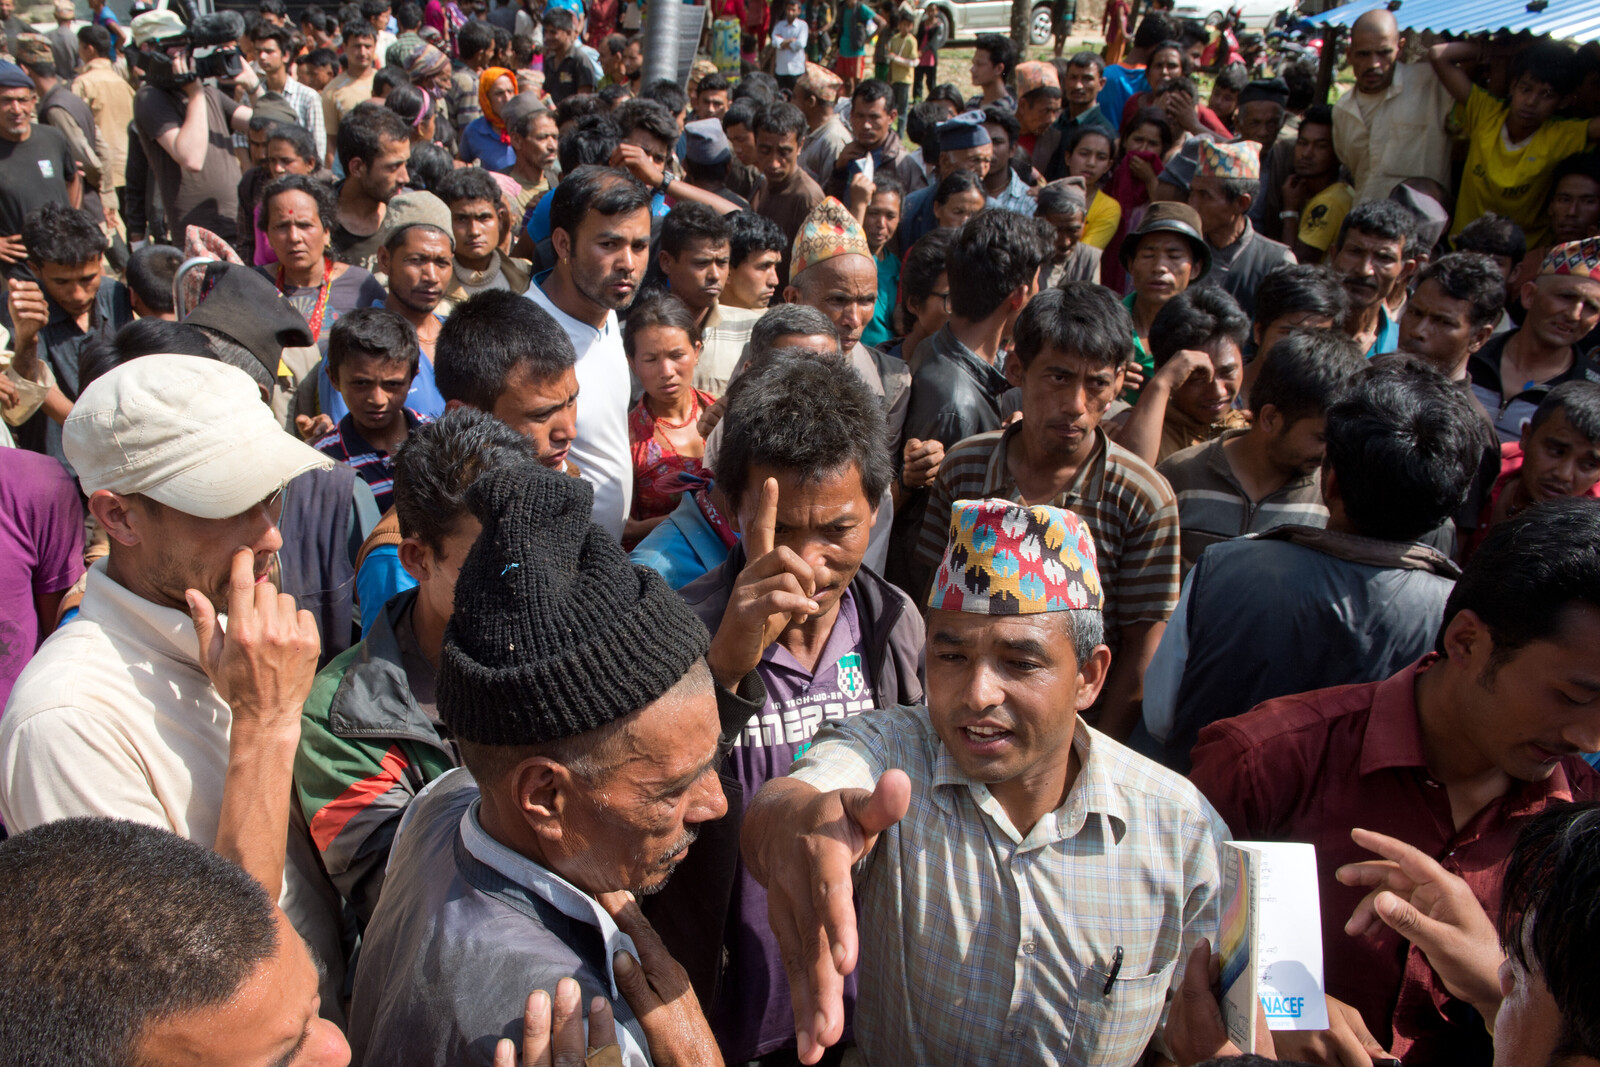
1197, 139, 1260, 181
798, 60, 843, 101
1540, 237, 1600, 281
1014, 60, 1059, 95
790, 196, 872, 277
929, 498, 1103, 615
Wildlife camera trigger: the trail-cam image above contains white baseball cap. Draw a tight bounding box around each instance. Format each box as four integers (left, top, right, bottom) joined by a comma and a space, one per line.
64, 354, 332, 520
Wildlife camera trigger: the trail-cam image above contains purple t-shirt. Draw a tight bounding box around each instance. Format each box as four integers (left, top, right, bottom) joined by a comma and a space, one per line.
713, 590, 876, 1060
0, 450, 85, 712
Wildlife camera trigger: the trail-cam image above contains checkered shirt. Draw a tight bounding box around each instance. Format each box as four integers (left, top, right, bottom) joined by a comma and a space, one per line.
790, 706, 1228, 1066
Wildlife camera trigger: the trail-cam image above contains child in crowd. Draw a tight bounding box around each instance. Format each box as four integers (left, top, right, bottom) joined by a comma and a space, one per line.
312, 307, 432, 513
1100, 106, 1175, 292
623, 294, 715, 546
1063, 124, 1120, 249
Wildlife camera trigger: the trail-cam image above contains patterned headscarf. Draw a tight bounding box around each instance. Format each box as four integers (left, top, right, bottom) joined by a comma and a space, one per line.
479, 67, 519, 142
928, 499, 1104, 615
404, 41, 451, 82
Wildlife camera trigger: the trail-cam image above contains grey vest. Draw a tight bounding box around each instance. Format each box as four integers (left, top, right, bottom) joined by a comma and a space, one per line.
278, 464, 357, 668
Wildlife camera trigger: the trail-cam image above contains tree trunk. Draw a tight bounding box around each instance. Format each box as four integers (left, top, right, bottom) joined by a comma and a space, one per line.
1010, 0, 1030, 54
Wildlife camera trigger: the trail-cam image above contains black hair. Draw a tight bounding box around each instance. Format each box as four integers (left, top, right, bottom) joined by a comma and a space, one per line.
557, 114, 621, 172
900, 228, 954, 314
259, 0, 288, 14
436, 164, 502, 210
1065, 121, 1117, 166
23, 202, 107, 267
1120, 105, 1174, 157
1066, 50, 1105, 74
540, 5, 576, 32
731, 71, 777, 104
1132, 12, 1176, 52
435, 289, 578, 409
728, 210, 786, 268
1282, 57, 1317, 111
78, 319, 216, 391
613, 97, 679, 147
372, 64, 412, 97
395, 1, 421, 29
948, 209, 1054, 322
513, 32, 536, 69
406, 139, 454, 191
696, 72, 730, 98
456, 19, 493, 58
327, 305, 420, 380
602, 31, 628, 56
723, 98, 759, 132
249, 22, 293, 55
973, 33, 1017, 83
933, 168, 984, 207
1324, 358, 1490, 542
302, 46, 339, 70
1149, 287, 1250, 368
247, 110, 285, 138
260, 173, 338, 232
1300, 103, 1334, 132
384, 82, 428, 125
871, 173, 905, 203
125, 243, 182, 315
927, 83, 967, 113
748, 302, 839, 363
1529, 380, 1600, 442
266, 121, 318, 164
598, 84, 633, 110
359, 0, 390, 17
852, 78, 895, 111
1415, 252, 1507, 331
754, 100, 808, 142
1499, 802, 1600, 1061
300, 7, 333, 35
0, 819, 280, 1062
392, 406, 537, 551
1254, 263, 1349, 330
1440, 496, 1600, 667
1510, 38, 1581, 97
1148, 39, 1194, 77
549, 164, 651, 243
1251, 328, 1365, 426
1454, 213, 1527, 263
981, 102, 1020, 147
336, 101, 410, 171
76, 23, 112, 57
660, 200, 730, 257
341, 17, 377, 41
1550, 151, 1600, 200
717, 347, 892, 511
1336, 198, 1418, 260
1012, 282, 1132, 371
557, 93, 606, 127
1212, 62, 1247, 93
906, 100, 949, 151
623, 291, 702, 357
641, 77, 688, 117
1155, 75, 1198, 101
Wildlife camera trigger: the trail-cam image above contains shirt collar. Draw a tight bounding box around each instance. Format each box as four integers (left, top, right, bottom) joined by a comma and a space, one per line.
459, 800, 638, 999
1358, 655, 1437, 776
930, 718, 1128, 849
77, 558, 205, 669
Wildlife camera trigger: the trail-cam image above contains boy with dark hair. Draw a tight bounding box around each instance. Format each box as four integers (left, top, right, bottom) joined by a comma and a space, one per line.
692, 71, 730, 121
656, 201, 758, 394
968, 33, 1016, 109
750, 100, 823, 256
435, 165, 531, 299
1397, 251, 1506, 382
1433, 38, 1600, 244
1146, 357, 1486, 769
124, 242, 182, 320
311, 306, 431, 512
1466, 380, 1600, 560
915, 282, 1181, 739
298, 407, 538, 930
1158, 328, 1364, 575
1208, 62, 1246, 131
1115, 286, 1252, 465
722, 210, 787, 309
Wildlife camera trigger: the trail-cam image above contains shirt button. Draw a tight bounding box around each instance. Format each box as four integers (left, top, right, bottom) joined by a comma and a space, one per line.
1013, 1028, 1025, 1038
1022, 940, 1037, 955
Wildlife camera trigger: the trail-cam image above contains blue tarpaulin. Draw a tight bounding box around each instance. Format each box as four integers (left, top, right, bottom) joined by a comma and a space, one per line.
1313, 0, 1600, 42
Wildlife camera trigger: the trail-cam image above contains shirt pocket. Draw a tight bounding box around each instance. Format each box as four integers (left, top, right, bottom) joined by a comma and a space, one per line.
1066, 957, 1176, 1066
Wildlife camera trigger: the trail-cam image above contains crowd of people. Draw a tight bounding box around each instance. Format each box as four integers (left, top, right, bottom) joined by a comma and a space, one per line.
2, 0, 1600, 1065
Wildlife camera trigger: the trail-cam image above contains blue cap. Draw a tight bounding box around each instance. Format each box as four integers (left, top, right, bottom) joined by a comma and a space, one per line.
0, 61, 31, 91
684, 118, 731, 166
937, 109, 992, 152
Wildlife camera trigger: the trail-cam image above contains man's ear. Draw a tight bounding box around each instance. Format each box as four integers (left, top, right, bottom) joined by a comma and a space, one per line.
377, 244, 391, 276
1467, 321, 1496, 356
551, 224, 572, 263
89, 490, 146, 547
1004, 351, 1025, 387
397, 536, 432, 583
658, 248, 675, 275
782, 284, 801, 305
1235, 191, 1253, 215
510, 755, 572, 844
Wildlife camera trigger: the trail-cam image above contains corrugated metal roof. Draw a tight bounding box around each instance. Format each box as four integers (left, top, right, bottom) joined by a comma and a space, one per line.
1315, 0, 1600, 41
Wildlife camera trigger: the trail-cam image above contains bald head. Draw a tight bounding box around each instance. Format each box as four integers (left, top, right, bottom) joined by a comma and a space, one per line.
1349, 10, 1401, 94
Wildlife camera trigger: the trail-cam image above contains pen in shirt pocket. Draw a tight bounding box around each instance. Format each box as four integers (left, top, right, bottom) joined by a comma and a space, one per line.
1102, 945, 1124, 995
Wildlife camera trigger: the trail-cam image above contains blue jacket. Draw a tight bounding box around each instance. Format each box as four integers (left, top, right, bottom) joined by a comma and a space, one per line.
629, 493, 733, 590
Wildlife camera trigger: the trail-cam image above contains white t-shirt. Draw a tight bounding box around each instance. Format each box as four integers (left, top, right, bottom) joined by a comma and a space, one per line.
526, 278, 633, 540
772, 18, 808, 76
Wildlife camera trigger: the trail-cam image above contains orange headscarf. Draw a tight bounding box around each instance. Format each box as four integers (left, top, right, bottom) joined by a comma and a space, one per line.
478, 66, 518, 142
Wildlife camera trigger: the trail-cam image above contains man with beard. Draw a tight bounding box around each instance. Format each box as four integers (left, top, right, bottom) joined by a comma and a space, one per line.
1330, 199, 1416, 358
1330, 8, 1454, 203
347, 457, 745, 1066
524, 165, 651, 541
1157, 329, 1364, 576
331, 105, 411, 273
1470, 238, 1600, 443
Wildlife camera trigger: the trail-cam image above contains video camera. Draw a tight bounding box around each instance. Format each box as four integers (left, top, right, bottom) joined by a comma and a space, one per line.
128, 10, 247, 89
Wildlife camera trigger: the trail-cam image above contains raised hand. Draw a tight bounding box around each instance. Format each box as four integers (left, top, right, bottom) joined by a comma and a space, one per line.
704, 477, 819, 689
900, 437, 944, 490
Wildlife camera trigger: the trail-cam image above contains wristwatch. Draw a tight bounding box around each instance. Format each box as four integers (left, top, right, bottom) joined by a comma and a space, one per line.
655, 175, 673, 199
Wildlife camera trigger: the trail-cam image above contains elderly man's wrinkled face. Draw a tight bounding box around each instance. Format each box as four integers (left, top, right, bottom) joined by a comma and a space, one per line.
545, 667, 727, 895
784, 253, 879, 350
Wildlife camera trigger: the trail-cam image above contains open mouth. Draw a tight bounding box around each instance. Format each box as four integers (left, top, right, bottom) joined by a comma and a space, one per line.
959, 723, 1014, 753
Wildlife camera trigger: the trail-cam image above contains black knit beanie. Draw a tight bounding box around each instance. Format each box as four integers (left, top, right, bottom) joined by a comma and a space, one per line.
438, 460, 711, 745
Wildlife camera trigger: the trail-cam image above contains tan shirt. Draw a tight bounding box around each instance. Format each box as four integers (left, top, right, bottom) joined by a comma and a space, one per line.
1332, 61, 1455, 204
0, 561, 348, 1022
322, 68, 376, 151
693, 301, 761, 396
71, 57, 135, 189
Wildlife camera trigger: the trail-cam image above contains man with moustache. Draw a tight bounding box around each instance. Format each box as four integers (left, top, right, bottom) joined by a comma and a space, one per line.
1329, 199, 1417, 358
524, 165, 651, 541
375, 191, 456, 409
